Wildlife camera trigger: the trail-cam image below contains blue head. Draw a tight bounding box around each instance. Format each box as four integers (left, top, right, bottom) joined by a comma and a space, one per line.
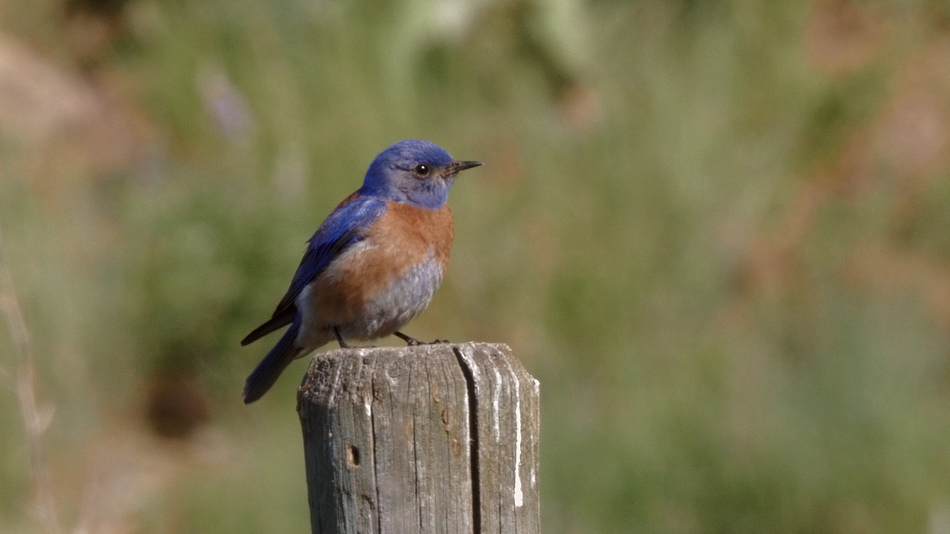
358, 140, 481, 209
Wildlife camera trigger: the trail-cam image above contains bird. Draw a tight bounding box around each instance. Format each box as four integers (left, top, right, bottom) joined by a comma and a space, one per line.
241, 140, 481, 404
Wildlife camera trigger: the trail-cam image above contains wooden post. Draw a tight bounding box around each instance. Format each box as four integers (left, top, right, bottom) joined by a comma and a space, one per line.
298, 342, 540, 533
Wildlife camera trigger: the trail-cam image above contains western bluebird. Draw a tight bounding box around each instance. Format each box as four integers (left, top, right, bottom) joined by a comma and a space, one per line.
241, 140, 481, 403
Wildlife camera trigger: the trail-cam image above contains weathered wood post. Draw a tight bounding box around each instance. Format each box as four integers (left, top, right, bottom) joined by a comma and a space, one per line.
298, 342, 539, 533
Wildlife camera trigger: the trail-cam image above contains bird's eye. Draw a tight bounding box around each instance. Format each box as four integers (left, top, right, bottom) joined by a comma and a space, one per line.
413, 164, 430, 176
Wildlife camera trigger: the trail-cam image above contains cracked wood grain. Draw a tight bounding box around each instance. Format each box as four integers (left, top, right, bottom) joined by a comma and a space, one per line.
298, 343, 539, 534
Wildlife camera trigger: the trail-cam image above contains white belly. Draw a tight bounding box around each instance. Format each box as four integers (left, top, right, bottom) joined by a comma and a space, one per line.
293, 257, 444, 348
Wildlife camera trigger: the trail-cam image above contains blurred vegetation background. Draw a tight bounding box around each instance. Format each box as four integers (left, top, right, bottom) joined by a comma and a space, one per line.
3, 0, 950, 532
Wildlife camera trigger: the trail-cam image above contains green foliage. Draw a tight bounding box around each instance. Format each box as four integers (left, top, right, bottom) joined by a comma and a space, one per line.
3, 0, 950, 532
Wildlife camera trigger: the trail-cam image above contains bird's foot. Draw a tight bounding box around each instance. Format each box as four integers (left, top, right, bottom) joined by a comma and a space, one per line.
394, 331, 421, 345
333, 327, 351, 348
394, 331, 449, 346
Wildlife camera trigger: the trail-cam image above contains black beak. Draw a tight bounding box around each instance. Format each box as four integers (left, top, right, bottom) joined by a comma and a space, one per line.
448, 160, 483, 175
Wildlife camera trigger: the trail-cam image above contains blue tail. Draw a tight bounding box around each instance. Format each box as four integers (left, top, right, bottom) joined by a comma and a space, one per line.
243, 316, 303, 404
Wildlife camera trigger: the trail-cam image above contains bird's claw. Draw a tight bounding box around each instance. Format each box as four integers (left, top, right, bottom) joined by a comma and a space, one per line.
394, 331, 449, 346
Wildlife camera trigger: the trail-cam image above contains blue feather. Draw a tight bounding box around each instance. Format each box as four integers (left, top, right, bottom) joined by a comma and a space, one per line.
243, 315, 303, 403
277, 196, 387, 313
241, 196, 387, 346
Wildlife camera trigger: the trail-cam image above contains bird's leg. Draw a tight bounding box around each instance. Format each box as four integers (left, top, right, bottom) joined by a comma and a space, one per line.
394, 331, 421, 346
333, 327, 351, 348
395, 331, 449, 346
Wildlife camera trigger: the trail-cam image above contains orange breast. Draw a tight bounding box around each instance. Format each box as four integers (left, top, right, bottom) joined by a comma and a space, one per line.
309, 201, 454, 324
373, 201, 454, 271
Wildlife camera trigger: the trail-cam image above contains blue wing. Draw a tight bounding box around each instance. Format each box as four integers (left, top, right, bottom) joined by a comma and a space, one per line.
241, 195, 387, 345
